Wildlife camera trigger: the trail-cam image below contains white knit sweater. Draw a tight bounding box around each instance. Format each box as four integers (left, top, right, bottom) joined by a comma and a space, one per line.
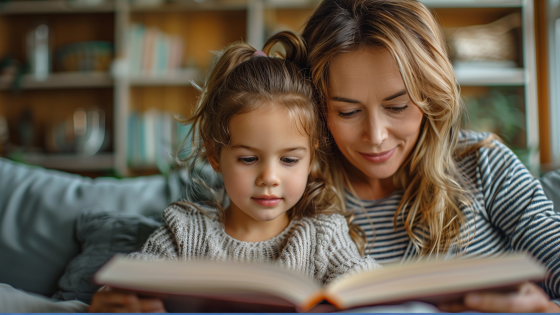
129, 204, 380, 285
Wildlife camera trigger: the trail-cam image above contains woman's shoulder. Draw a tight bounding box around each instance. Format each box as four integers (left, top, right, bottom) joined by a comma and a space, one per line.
457, 129, 519, 165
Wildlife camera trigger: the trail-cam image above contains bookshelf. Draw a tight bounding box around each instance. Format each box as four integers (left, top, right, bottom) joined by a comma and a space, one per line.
0, 0, 545, 176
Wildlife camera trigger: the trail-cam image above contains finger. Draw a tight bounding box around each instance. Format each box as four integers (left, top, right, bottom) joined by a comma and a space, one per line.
464, 290, 548, 313
92, 291, 143, 312
139, 298, 166, 312
99, 291, 140, 307
437, 302, 468, 312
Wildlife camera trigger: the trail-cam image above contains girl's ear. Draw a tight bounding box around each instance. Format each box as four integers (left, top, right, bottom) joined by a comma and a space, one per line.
208, 154, 221, 173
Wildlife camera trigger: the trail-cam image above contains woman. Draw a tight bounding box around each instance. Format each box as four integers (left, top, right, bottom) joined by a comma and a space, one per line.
302, 0, 560, 312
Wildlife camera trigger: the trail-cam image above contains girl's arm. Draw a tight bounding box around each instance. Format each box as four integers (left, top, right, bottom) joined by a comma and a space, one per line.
88, 286, 166, 313
316, 214, 381, 285
89, 224, 180, 312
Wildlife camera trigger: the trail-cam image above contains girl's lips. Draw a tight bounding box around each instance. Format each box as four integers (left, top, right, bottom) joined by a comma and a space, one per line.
359, 148, 396, 163
251, 198, 282, 207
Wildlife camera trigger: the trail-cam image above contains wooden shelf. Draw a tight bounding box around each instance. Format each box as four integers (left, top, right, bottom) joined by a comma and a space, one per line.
263, 0, 318, 9
0, 0, 115, 14
264, 0, 522, 9
0, 72, 113, 90
455, 67, 525, 86
130, 0, 247, 12
128, 68, 200, 86
18, 153, 114, 171
420, 0, 522, 8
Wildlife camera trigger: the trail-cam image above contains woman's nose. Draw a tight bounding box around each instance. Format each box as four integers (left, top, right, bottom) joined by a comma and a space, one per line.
363, 115, 388, 146
256, 163, 280, 187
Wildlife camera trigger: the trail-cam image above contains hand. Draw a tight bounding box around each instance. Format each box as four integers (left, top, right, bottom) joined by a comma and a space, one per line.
88, 286, 166, 313
438, 282, 560, 313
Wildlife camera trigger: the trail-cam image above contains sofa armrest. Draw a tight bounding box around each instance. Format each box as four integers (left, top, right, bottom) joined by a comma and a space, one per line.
0, 158, 172, 296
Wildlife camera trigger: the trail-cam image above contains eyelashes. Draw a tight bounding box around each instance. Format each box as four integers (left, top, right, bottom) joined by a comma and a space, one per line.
237, 157, 300, 166
387, 105, 409, 113
337, 105, 409, 118
338, 110, 359, 118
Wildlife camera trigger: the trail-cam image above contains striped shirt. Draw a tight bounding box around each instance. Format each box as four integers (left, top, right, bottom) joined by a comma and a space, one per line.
347, 130, 560, 302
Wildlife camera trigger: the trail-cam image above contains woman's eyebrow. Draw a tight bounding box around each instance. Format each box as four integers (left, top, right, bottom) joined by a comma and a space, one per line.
330, 96, 360, 104
383, 89, 407, 101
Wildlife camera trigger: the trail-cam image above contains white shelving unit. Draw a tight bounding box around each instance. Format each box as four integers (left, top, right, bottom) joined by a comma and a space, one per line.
18, 153, 115, 171
0, 0, 115, 14
0, 0, 540, 174
547, 0, 560, 169
0, 72, 114, 90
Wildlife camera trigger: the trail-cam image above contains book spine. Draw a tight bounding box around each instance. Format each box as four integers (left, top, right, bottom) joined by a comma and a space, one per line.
144, 108, 157, 165
127, 111, 137, 165
143, 28, 156, 76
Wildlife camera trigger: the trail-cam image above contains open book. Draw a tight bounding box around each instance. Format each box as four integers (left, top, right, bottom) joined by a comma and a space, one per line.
94, 253, 546, 312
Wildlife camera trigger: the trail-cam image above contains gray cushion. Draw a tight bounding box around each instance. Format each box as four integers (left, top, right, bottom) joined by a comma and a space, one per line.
0, 158, 172, 296
52, 208, 163, 303
540, 169, 560, 210
0, 283, 88, 313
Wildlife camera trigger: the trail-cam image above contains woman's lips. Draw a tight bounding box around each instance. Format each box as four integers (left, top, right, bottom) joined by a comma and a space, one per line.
359, 148, 396, 163
251, 197, 282, 206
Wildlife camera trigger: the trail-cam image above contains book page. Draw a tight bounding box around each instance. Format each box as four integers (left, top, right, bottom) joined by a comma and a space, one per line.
95, 255, 323, 309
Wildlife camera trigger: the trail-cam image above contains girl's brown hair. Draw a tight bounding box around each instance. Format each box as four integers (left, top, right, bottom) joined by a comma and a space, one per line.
180, 30, 367, 255
302, 0, 486, 256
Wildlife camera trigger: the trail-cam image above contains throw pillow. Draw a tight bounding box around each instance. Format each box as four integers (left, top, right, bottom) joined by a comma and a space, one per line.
52, 208, 163, 304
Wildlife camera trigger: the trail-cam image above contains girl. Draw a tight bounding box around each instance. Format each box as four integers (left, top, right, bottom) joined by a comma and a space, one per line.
88, 31, 379, 313
302, 0, 560, 312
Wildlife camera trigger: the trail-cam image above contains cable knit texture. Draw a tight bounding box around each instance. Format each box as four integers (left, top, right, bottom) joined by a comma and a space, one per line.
129, 204, 380, 285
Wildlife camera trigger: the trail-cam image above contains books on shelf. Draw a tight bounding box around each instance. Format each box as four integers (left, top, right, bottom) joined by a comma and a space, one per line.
128, 24, 185, 77
95, 253, 545, 313
127, 109, 191, 172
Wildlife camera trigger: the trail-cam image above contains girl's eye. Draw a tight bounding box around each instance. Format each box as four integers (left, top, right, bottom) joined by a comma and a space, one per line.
281, 157, 300, 166
385, 105, 409, 113
239, 157, 257, 165
338, 110, 360, 118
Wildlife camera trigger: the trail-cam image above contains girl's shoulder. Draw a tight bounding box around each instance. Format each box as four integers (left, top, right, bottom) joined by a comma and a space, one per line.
296, 212, 350, 234
162, 202, 220, 230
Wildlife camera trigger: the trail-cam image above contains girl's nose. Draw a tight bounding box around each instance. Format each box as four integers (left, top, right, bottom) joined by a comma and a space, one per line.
256, 163, 280, 187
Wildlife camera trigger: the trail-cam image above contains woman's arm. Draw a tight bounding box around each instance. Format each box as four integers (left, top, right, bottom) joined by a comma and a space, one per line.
443, 138, 560, 312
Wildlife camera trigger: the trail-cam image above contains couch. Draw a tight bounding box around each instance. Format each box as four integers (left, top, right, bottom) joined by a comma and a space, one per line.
0, 157, 559, 312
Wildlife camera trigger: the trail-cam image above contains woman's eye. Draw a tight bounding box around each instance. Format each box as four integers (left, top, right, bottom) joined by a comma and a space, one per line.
385, 105, 409, 113
238, 157, 257, 164
281, 157, 300, 166
338, 110, 360, 118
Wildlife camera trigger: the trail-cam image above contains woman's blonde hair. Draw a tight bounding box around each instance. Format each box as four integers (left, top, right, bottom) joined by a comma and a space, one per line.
179, 30, 367, 255
302, 0, 487, 256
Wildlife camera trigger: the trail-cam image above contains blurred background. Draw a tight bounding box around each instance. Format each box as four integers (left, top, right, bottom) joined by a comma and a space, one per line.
0, 0, 557, 177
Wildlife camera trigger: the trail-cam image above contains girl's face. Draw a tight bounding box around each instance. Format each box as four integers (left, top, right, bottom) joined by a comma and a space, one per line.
327, 48, 424, 181
215, 105, 311, 223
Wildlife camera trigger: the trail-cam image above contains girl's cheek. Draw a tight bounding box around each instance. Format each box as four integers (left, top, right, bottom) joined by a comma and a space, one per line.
284, 166, 310, 204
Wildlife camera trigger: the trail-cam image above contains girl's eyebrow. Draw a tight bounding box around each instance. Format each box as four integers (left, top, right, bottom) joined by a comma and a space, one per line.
230, 145, 307, 152
230, 144, 256, 151
283, 146, 307, 152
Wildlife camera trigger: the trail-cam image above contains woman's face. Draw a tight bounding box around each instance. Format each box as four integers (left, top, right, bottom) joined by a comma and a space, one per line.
327, 48, 424, 181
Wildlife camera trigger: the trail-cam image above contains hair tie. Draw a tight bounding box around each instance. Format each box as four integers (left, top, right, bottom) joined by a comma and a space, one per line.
253, 50, 267, 57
